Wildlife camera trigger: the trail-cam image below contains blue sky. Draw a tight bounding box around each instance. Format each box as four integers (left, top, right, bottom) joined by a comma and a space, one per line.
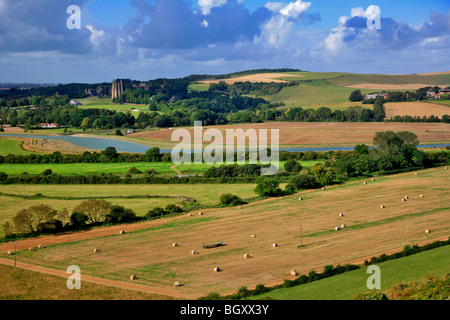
0, 0, 449, 83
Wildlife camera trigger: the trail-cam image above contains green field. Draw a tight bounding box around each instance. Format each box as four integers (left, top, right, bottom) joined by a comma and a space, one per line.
76, 97, 147, 116
0, 183, 264, 236
251, 245, 450, 300
0, 139, 34, 156
0, 160, 322, 176
428, 100, 450, 107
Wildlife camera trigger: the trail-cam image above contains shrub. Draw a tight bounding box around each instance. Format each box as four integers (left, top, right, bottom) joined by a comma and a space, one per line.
106, 205, 137, 223
286, 173, 317, 191
164, 204, 183, 214
219, 193, 244, 206
146, 207, 166, 219
40, 169, 53, 176
128, 167, 142, 174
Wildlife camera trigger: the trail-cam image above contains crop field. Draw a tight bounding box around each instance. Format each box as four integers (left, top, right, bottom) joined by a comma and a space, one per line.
128, 122, 450, 148
1, 167, 448, 299
384, 102, 450, 118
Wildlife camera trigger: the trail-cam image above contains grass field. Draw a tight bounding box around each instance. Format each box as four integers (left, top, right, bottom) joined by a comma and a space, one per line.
0, 138, 35, 156
1, 166, 448, 299
76, 97, 148, 116
0, 183, 263, 235
0, 160, 320, 176
250, 244, 450, 300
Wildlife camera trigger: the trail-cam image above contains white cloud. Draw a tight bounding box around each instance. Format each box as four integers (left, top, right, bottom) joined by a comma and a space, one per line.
279, 0, 311, 19
198, 0, 227, 15
201, 19, 209, 28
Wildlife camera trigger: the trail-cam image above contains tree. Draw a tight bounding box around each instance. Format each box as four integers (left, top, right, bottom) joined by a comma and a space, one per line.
311, 165, 333, 186
354, 144, 370, 155
13, 205, 57, 234
146, 147, 162, 162
254, 178, 282, 197
73, 199, 112, 224
102, 147, 118, 161
373, 131, 419, 156
105, 205, 137, 223
285, 173, 317, 192
284, 159, 302, 173
70, 212, 88, 227
349, 90, 364, 102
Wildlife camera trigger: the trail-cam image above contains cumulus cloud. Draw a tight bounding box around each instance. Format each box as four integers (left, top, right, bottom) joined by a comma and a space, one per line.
0, 0, 93, 54
198, 0, 227, 15
324, 6, 450, 54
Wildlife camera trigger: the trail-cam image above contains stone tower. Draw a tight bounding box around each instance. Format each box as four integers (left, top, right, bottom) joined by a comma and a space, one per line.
111, 79, 131, 100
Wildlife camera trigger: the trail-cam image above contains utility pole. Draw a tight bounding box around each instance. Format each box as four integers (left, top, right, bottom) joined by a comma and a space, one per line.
299, 222, 303, 248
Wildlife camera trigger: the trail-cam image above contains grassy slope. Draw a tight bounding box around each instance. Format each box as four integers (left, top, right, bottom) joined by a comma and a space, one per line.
251, 245, 450, 300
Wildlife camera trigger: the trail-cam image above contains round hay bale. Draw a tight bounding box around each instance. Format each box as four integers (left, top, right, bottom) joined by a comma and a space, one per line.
371, 178, 375, 182
251, 234, 256, 238
214, 267, 221, 272
334, 227, 340, 231
298, 197, 303, 201
93, 248, 100, 253
363, 181, 367, 185
130, 275, 137, 280
414, 172, 418, 176
420, 194, 423, 198
272, 243, 279, 248
188, 213, 193, 217
244, 253, 251, 259
425, 229, 431, 234
120, 230, 126, 235
191, 250, 197, 255
341, 224, 346, 229
173, 281, 180, 287
445, 167, 448, 170
322, 187, 326, 190
290, 270, 298, 276
237, 206, 241, 209
172, 243, 179, 247
339, 213, 344, 217
7, 250, 13, 255
28, 247, 34, 252
198, 212, 203, 215
405, 195, 409, 199
380, 205, 385, 208
37, 244, 43, 249
402, 198, 406, 202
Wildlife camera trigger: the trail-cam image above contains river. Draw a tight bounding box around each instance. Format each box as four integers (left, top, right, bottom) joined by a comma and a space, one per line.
1, 134, 449, 153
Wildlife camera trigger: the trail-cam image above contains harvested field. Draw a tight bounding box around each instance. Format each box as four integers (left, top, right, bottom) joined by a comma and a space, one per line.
128, 122, 450, 148
346, 83, 444, 90
198, 73, 301, 84
385, 102, 450, 118
0, 136, 96, 154
1, 167, 448, 299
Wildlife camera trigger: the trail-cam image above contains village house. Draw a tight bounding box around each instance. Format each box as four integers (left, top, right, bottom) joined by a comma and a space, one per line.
364, 92, 388, 100
70, 100, 82, 106
40, 123, 58, 128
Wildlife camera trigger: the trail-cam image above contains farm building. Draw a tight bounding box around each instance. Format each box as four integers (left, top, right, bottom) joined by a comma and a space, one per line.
39, 123, 58, 128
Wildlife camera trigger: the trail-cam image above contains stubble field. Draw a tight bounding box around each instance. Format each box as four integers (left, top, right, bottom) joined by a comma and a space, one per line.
1, 167, 448, 299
